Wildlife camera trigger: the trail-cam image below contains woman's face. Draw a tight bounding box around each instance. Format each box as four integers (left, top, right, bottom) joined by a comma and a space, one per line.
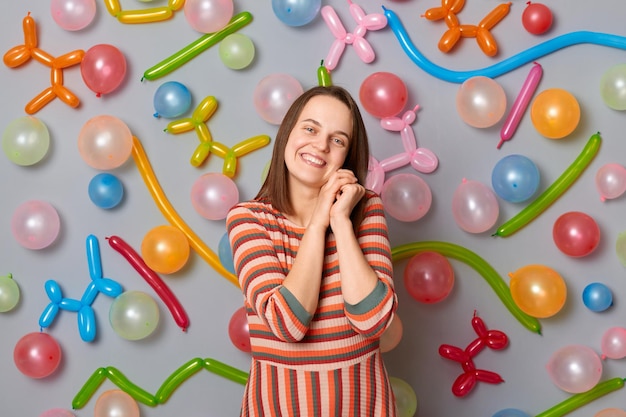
284, 95, 353, 191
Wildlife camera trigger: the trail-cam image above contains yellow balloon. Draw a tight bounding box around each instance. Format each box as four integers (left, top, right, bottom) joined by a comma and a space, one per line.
530, 88, 580, 139
141, 225, 190, 274
508, 264, 567, 318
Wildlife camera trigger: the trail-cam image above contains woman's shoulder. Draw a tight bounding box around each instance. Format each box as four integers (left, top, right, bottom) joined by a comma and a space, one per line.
228, 199, 283, 221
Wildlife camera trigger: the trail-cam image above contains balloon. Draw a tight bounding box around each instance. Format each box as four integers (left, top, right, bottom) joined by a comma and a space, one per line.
81, 44, 127, 96
11, 200, 61, 250
491, 154, 540, 203
509, 264, 566, 318
596, 409, 626, 417
552, 211, 600, 257
535, 377, 624, 417
380, 314, 403, 353
39, 409, 76, 417
596, 163, 626, 201
13, 332, 62, 378
272, 0, 321, 27
389, 377, 418, 417
107, 235, 190, 331
141, 225, 190, 274
78, 115, 133, 170
109, 291, 160, 340
0, 274, 20, 312
359, 72, 408, 118
601, 327, 626, 360
521, 2, 553, 35
546, 344, 602, 394
253, 73, 303, 125
228, 306, 251, 353
392, 241, 541, 334
493, 409, 531, 417
403, 251, 454, 303
494, 132, 601, 237
498, 62, 543, 148
184, 0, 234, 33
116, 7, 174, 24
218, 232, 236, 274
317, 59, 332, 87
452, 179, 499, 233
191, 172, 240, 220
88, 173, 124, 209
153, 81, 192, 118
531, 88, 580, 139
2, 116, 50, 166
381, 173, 432, 222
199, 134, 271, 177
456, 76, 507, 128
582, 282, 613, 312
600, 64, 626, 110
50, 0, 97, 31
142, 12, 252, 81
131, 136, 238, 286
94, 390, 140, 417
219, 33, 255, 70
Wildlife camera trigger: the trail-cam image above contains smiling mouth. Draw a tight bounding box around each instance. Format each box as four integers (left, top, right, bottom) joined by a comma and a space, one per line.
300, 153, 326, 167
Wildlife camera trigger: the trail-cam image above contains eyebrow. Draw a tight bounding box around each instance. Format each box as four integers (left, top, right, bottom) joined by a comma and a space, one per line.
300, 118, 350, 140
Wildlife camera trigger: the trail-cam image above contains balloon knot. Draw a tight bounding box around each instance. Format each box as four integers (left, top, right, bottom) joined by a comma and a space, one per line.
153, 113, 160, 118
95, 92, 101, 98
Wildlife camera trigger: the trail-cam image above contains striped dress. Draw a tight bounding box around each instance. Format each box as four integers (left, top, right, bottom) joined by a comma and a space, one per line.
226, 192, 398, 417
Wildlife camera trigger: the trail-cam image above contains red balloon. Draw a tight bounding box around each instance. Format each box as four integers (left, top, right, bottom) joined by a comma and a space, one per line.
552, 211, 600, 257
228, 306, 251, 353
403, 251, 455, 303
359, 72, 408, 118
522, 2, 553, 35
14, 332, 62, 378
80, 44, 127, 97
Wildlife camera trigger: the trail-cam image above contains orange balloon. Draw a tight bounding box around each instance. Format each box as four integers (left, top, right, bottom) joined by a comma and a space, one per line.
530, 88, 581, 139
509, 264, 567, 318
380, 314, 403, 353
141, 225, 190, 274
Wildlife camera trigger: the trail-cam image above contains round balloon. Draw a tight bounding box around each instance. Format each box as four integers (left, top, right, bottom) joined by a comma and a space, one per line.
509, 264, 566, 318
493, 409, 531, 417
381, 173, 432, 222
521, 2, 553, 35
191, 172, 240, 220
451, 179, 499, 233
81, 44, 127, 96
228, 306, 251, 353
616, 231, 626, 267
39, 409, 76, 417
272, 0, 321, 26
94, 390, 139, 417
253, 73, 303, 125
141, 225, 190, 274
2, 116, 50, 166
359, 72, 408, 118
219, 33, 256, 70
13, 332, 62, 378
600, 327, 626, 359
50, 0, 97, 31
600, 64, 626, 110
546, 344, 602, 393
88, 173, 124, 209
380, 314, 403, 353
109, 291, 160, 341
11, 200, 61, 250
595, 163, 626, 201
404, 251, 454, 303
153, 81, 192, 119
218, 232, 236, 274
491, 154, 540, 203
389, 377, 418, 417
78, 115, 133, 170
582, 282, 613, 312
552, 211, 600, 257
595, 409, 626, 417
456, 76, 507, 128
530, 88, 580, 139
184, 0, 234, 33
0, 275, 20, 312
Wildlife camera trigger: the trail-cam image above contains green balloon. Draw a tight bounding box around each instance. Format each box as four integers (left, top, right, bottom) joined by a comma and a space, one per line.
0, 274, 20, 312
600, 64, 626, 111
389, 377, 418, 417
219, 33, 255, 70
109, 291, 160, 340
2, 116, 50, 166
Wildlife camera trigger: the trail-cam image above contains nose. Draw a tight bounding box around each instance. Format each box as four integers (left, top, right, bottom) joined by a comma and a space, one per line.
312, 135, 329, 152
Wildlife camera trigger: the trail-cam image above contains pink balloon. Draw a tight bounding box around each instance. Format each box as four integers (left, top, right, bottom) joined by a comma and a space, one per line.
600, 326, 626, 360
381, 173, 432, 222
546, 344, 602, 393
456, 76, 507, 128
50, 0, 96, 31
78, 115, 133, 170
552, 211, 600, 257
13, 332, 62, 379
595, 163, 626, 201
404, 251, 455, 303
191, 173, 240, 220
595, 409, 626, 417
81, 44, 127, 96
452, 179, 499, 233
94, 390, 139, 417
39, 409, 75, 417
228, 306, 251, 353
184, 0, 234, 33
11, 200, 61, 250
253, 73, 303, 125
359, 72, 408, 118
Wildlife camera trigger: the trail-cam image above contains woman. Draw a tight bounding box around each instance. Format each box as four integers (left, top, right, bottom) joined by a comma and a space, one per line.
226, 85, 398, 416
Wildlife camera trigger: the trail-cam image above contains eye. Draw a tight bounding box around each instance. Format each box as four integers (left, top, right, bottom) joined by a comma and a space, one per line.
332, 137, 346, 147
304, 126, 315, 134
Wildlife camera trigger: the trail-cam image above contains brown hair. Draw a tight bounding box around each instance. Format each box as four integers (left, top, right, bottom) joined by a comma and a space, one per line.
256, 85, 370, 228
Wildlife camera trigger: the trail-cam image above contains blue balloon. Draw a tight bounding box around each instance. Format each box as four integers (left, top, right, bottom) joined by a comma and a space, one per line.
582, 282, 613, 312
272, 0, 321, 27
88, 173, 124, 209
153, 81, 192, 118
218, 232, 236, 274
491, 154, 540, 203
492, 409, 531, 417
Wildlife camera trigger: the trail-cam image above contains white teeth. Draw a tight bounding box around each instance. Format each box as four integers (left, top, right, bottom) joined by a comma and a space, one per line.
302, 154, 324, 165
